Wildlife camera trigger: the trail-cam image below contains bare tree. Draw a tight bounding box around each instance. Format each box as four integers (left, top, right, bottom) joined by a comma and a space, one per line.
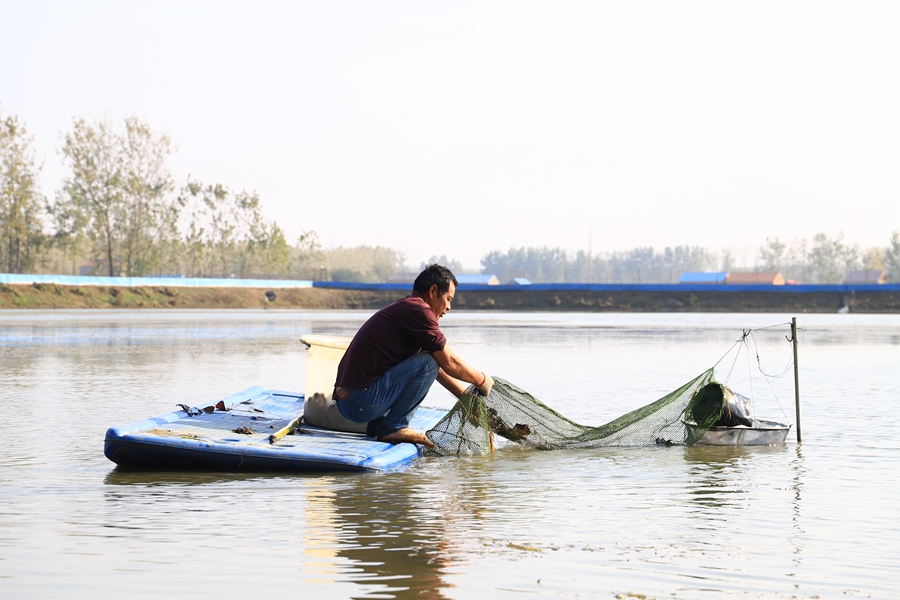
757, 237, 787, 272
55, 116, 180, 277
120, 116, 176, 276
808, 233, 860, 283
885, 232, 900, 283
57, 118, 125, 276
861, 247, 885, 272
293, 231, 323, 279
0, 107, 45, 273
325, 245, 399, 282
421, 255, 463, 273
244, 212, 291, 278
176, 180, 292, 278
178, 181, 224, 276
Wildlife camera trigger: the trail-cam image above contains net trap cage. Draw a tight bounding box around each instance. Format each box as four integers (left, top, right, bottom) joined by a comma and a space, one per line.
425, 323, 797, 456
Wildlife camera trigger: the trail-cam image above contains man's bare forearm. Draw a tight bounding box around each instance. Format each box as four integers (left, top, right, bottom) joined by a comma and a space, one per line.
437, 368, 468, 398
433, 346, 484, 387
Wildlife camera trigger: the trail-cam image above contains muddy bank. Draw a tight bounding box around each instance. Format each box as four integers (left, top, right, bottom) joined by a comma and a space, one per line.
0, 283, 403, 310
1, 283, 898, 312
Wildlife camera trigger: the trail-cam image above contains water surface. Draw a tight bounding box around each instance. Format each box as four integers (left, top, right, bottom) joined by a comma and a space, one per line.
1, 310, 897, 598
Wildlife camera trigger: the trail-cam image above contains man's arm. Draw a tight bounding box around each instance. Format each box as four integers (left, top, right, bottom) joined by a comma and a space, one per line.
432, 345, 491, 397
436, 368, 468, 398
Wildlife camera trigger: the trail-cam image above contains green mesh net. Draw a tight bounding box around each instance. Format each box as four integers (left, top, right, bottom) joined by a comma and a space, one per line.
425, 368, 725, 456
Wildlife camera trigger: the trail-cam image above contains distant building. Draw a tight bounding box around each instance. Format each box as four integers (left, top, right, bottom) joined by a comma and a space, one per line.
678, 272, 727, 284
843, 270, 887, 284
510, 277, 532, 285
726, 272, 785, 285
456, 274, 500, 285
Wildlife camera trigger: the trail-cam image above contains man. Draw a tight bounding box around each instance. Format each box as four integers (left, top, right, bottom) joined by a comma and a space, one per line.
333, 264, 493, 448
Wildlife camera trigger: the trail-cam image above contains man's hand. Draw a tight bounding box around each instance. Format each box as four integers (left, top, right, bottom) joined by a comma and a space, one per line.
477, 373, 494, 396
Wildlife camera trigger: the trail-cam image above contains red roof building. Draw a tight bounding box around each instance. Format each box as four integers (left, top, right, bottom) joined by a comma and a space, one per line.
725, 272, 785, 285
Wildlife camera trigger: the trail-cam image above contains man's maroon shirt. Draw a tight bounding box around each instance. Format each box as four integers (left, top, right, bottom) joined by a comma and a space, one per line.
335, 294, 447, 389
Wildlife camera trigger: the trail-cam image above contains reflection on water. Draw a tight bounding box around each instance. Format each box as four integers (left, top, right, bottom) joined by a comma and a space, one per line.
1, 310, 899, 599
325, 475, 454, 599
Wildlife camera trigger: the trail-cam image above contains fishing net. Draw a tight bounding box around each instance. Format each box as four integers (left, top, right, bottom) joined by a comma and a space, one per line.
426, 368, 731, 456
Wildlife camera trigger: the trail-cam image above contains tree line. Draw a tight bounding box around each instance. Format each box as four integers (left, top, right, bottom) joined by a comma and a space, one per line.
756, 233, 900, 284
2, 105, 898, 284
481, 233, 900, 284
324, 231, 900, 285
1, 106, 322, 279
481, 245, 719, 284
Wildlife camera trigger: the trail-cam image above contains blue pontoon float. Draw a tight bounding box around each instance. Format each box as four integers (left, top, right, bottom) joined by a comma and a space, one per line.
104, 336, 445, 472
104, 387, 444, 472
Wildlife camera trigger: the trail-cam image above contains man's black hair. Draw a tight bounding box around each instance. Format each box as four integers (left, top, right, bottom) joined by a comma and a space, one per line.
413, 264, 458, 295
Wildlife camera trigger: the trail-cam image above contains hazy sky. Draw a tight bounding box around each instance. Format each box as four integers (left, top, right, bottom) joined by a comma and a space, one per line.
2, 1, 898, 270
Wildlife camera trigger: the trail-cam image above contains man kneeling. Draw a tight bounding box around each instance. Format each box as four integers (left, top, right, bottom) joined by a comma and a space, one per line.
332, 264, 493, 447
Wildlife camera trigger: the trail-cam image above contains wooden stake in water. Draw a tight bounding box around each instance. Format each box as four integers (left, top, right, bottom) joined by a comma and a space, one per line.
791, 317, 802, 443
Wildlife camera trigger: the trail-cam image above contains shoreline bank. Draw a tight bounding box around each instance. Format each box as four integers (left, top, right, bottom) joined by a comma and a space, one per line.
1, 283, 898, 312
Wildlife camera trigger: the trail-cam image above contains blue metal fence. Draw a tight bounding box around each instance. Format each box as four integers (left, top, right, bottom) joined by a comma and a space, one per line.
0, 274, 313, 288
311, 281, 900, 293
3, 274, 898, 294
444, 282, 900, 293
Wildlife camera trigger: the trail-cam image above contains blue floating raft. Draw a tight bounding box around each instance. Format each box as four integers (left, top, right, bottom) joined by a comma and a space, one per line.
104, 387, 446, 472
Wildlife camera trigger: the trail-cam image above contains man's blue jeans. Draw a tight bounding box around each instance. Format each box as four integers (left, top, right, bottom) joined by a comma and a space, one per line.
337, 352, 440, 438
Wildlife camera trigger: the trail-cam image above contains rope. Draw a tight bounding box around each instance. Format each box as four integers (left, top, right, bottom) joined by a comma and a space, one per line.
712, 322, 798, 424
745, 330, 794, 379
723, 340, 743, 386
712, 339, 741, 369
745, 330, 793, 422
